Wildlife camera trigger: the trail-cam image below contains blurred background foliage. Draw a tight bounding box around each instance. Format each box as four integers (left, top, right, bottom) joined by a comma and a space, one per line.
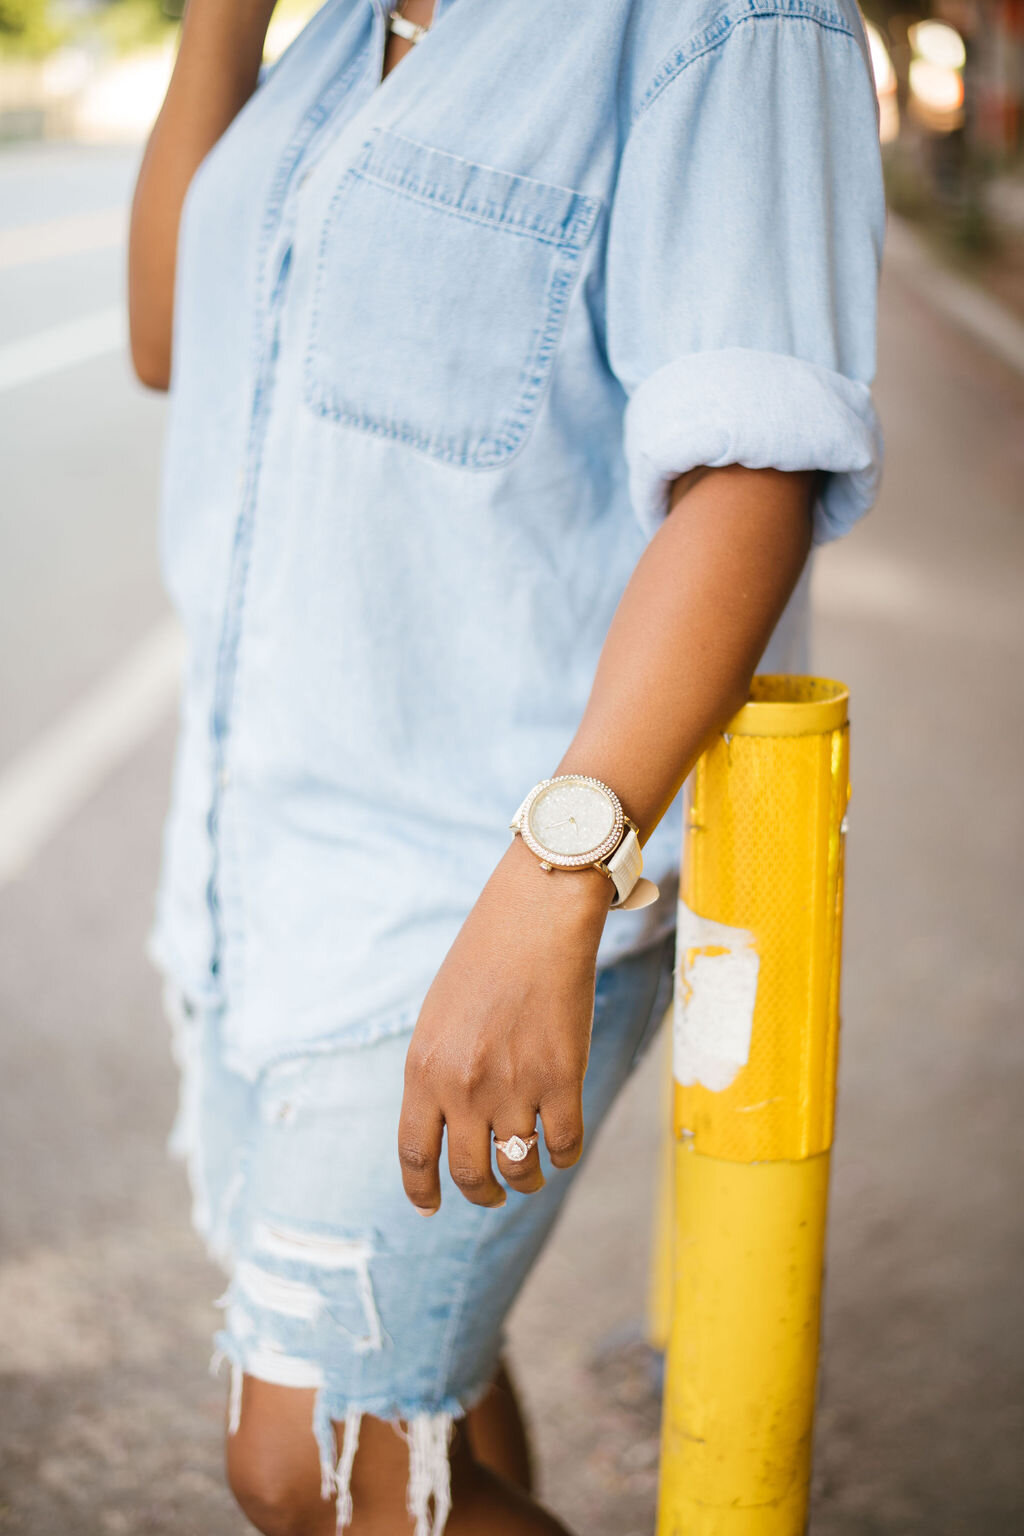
0, 0, 65, 56
864, 0, 1022, 249
0, 0, 179, 58
858, 0, 1024, 324
0, 0, 321, 57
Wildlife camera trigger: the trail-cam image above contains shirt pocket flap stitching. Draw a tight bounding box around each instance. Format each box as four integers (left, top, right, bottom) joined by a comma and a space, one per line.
303, 127, 601, 470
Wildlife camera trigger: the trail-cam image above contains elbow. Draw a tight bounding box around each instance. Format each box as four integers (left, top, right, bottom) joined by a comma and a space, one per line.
130, 335, 171, 392
126, 279, 172, 390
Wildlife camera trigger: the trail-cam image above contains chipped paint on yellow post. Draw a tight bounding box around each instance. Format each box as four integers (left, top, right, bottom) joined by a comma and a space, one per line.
657, 677, 850, 1535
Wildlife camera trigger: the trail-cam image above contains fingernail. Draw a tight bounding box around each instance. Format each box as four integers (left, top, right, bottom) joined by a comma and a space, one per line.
415, 1205, 437, 1218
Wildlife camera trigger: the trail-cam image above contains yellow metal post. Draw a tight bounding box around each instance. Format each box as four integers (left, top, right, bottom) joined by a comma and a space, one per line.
647, 1014, 676, 1354
657, 676, 850, 1535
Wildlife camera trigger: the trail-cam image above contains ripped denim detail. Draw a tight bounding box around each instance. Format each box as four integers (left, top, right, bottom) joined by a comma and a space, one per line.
312, 1395, 456, 1536
250, 1221, 385, 1353
210, 1248, 486, 1536
164, 989, 520, 1535
164, 981, 246, 1272
211, 1337, 462, 1536
207, 1209, 489, 1535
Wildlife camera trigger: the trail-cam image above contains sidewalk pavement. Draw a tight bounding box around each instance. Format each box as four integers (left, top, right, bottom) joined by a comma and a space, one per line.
884, 211, 1024, 379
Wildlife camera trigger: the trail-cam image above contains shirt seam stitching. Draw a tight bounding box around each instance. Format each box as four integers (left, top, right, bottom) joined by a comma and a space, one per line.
303, 225, 585, 468
632, 4, 857, 126
346, 163, 600, 250
368, 126, 603, 206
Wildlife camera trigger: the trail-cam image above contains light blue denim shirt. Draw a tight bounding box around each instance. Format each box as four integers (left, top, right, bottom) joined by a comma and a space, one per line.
151, 0, 885, 1079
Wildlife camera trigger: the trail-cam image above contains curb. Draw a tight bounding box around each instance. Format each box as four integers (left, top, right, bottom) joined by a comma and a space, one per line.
884, 212, 1024, 381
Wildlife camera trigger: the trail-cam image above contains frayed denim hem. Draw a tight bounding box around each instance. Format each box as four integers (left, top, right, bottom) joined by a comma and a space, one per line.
210, 1331, 493, 1536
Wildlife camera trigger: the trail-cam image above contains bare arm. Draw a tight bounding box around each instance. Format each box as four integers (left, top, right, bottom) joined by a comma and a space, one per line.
127, 0, 278, 389
398, 463, 816, 1213
552, 463, 817, 834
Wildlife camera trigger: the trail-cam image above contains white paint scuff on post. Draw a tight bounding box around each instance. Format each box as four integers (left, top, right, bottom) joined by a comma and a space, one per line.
673, 900, 760, 1092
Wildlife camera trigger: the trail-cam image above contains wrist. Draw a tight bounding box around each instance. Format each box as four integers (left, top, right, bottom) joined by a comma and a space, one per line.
499, 833, 614, 926
507, 771, 657, 915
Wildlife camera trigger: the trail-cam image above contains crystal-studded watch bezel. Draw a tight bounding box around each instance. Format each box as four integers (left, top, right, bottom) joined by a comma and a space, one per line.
518, 775, 624, 869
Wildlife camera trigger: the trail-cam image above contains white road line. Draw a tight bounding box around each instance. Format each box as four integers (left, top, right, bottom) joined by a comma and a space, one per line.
0, 305, 126, 393
0, 207, 126, 271
0, 619, 183, 888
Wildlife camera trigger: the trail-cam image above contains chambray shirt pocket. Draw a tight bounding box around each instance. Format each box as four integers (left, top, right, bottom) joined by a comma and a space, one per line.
302, 127, 601, 468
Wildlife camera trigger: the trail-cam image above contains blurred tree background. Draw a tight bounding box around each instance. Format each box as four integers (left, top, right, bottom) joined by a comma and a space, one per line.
856, 0, 1023, 298
0, 0, 182, 57
0, 0, 64, 55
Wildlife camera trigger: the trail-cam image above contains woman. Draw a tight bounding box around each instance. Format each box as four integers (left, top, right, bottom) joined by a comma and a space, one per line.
128, 0, 884, 1531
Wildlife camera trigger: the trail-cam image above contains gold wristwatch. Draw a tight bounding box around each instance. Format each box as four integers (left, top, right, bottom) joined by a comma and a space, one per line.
510, 774, 659, 910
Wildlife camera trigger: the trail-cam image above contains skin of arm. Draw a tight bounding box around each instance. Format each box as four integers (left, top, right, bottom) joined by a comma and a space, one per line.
398, 462, 817, 1213
127, 0, 278, 390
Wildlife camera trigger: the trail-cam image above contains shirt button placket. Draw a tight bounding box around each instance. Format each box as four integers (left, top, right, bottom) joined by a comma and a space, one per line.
206, 192, 294, 986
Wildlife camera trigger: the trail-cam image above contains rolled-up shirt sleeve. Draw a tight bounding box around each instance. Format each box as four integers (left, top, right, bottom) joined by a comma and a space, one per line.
606, 2, 886, 545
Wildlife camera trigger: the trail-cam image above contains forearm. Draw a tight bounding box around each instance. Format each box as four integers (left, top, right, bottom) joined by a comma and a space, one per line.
400, 463, 816, 1211
128, 0, 277, 389
556, 463, 816, 843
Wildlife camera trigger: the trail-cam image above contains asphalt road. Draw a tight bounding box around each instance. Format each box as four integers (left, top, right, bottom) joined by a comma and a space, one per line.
0, 140, 1022, 1535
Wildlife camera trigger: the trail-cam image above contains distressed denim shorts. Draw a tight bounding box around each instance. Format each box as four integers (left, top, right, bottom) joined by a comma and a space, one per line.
164, 930, 675, 1534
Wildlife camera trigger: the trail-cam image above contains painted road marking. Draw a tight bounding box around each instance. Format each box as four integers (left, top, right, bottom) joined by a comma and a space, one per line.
0, 207, 125, 272
0, 619, 182, 887
0, 305, 126, 393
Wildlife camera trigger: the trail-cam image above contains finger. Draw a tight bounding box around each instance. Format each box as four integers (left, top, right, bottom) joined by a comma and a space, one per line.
397, 1095, 445, 1215
538, 1088, 585, 1171
447, 1116, 506, 1208
493, 1113, 545, 1195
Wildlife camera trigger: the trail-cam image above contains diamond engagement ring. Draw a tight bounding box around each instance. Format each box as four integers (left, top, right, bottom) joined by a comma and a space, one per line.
494, 1132, 539, 1163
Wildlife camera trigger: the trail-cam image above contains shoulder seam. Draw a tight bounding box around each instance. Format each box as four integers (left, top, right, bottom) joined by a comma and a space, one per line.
632, 0, 857, 125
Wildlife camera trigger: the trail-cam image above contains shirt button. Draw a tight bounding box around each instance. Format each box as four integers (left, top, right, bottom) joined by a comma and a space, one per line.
218, 768, 231, 790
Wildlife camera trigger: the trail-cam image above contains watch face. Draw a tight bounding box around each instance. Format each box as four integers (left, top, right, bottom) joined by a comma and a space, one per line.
524, 776, 621, 865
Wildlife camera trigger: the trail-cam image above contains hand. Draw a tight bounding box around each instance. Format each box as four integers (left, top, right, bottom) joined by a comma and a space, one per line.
398, 836, 613, 1213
